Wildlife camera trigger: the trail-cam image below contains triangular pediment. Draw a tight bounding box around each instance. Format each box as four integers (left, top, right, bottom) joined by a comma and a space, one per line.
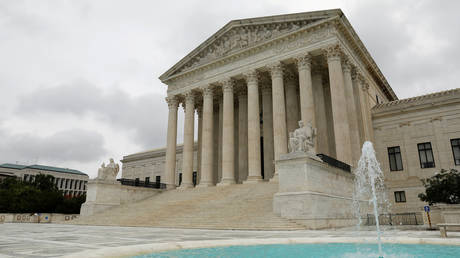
160, 9, 342, 81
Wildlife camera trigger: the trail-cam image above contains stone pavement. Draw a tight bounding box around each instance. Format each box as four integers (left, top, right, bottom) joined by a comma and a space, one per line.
1, 223, 459, 257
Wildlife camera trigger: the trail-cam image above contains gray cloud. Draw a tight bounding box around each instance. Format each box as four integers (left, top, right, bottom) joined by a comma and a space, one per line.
16, 79, 169, 149
0, 128, 107, 164
349, 0, 460, 98
1, 0, 459, 173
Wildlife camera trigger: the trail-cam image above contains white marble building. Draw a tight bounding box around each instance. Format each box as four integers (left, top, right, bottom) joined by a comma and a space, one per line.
0, 163, 89, 197
121, 9, 460, 214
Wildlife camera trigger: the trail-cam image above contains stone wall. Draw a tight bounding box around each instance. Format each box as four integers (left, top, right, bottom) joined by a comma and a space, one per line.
372, 89, 460, 214
81, 179, 162, 217
273, 153, 359, 229
0, 213, 79, 224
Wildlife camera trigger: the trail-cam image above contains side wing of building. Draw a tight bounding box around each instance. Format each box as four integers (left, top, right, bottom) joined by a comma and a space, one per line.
372, 88, 460, 213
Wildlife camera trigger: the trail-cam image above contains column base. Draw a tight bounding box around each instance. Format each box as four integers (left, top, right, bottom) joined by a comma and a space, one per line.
177, 183, 194, 190
243, 176, 263, 184
166, 184, 177, 190
196, 181, 214, 188
269, 173, 279, 183
216, 178, 236, 186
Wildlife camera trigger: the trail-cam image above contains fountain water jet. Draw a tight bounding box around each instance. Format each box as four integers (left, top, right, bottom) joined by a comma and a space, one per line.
353, 141, 389, 258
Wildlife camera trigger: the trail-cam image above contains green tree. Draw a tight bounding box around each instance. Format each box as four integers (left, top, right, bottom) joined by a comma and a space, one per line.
0, 174, 85, 214
418, 169, 460, 205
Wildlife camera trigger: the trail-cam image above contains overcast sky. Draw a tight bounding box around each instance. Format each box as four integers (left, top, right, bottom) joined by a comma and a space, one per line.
1, 0, 459, 178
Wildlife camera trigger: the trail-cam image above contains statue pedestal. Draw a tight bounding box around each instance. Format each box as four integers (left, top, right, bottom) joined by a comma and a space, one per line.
80, 179, 121, 217
273, 152, 357, 229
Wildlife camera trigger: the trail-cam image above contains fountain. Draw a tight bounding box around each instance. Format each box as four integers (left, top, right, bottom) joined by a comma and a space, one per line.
353, 141, 390, 258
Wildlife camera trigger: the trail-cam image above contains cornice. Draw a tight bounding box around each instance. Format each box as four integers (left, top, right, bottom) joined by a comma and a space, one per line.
160, 9, 398, 104
372, 88, 460, 117
159, 9, 341, 82
161, 17, 340, 85
121, 143, 199, 163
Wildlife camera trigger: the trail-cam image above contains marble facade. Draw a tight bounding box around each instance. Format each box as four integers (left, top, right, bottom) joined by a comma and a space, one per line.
159, 9, 396, 189
120, 9, 460, 217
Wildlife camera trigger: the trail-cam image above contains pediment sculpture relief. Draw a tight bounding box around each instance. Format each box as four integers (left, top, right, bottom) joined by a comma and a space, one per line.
176, 19, 320, 74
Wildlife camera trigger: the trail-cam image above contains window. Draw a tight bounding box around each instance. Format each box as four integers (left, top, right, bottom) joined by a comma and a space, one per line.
451, 138, 460, 165
145, 177, 150, 185
179, 173, 182, 186
418, 142, 435, 168
135, 178, 140, 186
394, 191, 406, 203
388, 146, 403, 171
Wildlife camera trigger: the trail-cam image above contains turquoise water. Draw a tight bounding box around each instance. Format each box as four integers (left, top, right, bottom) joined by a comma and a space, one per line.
134, 243, 460, 258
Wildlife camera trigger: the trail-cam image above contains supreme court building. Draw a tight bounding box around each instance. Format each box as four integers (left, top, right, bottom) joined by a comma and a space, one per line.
121, 9, 460, 214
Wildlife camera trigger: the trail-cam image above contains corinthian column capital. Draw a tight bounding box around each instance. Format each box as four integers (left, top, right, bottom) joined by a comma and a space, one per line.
342, 59, 352, 73
220, 78, 234, 92
184, 91, 196, 106
295, 54, 312, 71
244, 69, 259, 85
201, 86, 214, 98
325, 44, 343, 62
268, 61, 284, 79
166, 95, 179, 109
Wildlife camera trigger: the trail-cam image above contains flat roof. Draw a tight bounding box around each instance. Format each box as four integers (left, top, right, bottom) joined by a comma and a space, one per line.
0, 163, 88, 176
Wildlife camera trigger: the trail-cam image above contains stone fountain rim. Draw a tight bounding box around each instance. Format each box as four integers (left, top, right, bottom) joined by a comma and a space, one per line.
62, 235, 460, 258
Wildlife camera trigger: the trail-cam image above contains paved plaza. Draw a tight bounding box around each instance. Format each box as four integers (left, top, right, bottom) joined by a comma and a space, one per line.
1, 223, 460, 257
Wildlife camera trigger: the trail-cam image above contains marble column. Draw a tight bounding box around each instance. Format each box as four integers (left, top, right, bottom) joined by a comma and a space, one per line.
179, 92, 195, 189
284, 69, 300, 135
312, 69, 329, 155
218, 79, 236, 185
218, 98, 223, 182
326, 45, 352, 165
342, 60, 361, 166
198, 87, 214, 187
262, 84, 275, 180
358, 76, 373, 142
238, 92, 248, 183
196, 104, 203, 185
164, 96, 179, 189
269, 62, 288, 176
244, 70, 263, 183
296, 54, 316, 131
212, 101, 220, 184
352, 72, 365, 146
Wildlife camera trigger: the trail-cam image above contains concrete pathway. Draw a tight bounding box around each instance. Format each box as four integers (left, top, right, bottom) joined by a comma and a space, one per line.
0, 223, 459, 257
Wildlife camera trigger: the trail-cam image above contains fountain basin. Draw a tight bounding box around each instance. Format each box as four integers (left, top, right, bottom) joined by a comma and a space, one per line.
134, 242, 460, 258
63, 236, 460, 258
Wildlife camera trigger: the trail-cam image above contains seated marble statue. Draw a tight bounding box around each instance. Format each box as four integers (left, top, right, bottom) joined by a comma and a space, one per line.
96, 158, 120, 181
288, 120, 317, 154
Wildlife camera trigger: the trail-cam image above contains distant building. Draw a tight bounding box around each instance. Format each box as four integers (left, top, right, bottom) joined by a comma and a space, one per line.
0, 163, 89, 197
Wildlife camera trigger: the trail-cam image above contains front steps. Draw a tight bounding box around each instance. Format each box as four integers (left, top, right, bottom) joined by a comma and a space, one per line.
73, 181, 306, 230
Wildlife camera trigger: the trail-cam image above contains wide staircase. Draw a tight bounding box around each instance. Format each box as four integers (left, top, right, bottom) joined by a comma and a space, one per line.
74, 181, 306, 230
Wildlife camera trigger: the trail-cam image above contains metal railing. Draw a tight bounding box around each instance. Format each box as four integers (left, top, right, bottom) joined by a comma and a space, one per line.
117, 178, 166, 189
316, 153, 351, 173
364, 212, 423, 226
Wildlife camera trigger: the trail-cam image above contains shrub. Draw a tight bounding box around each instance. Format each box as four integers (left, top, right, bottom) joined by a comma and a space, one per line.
418, 169, 460, 205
